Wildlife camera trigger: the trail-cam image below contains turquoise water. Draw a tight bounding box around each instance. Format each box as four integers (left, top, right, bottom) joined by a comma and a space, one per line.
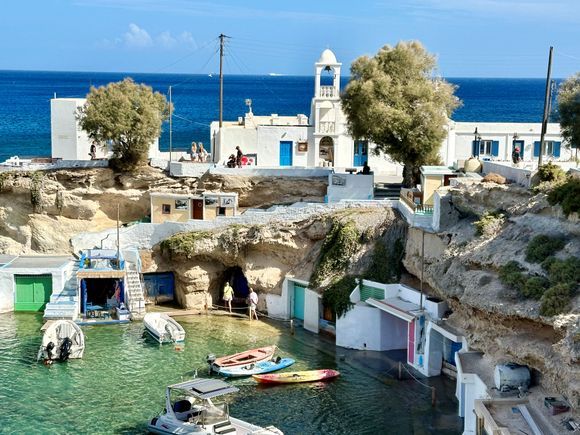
0, 313, 462, 434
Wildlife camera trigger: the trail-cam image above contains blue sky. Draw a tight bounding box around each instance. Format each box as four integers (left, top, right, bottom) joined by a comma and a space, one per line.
1, 0, 579, 77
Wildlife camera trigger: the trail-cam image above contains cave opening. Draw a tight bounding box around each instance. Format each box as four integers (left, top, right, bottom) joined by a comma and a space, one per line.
217, 266, 250, 308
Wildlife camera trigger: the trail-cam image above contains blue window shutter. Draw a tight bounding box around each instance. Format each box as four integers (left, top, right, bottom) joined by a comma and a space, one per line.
472, 141, 478, 157
491, 141, 499, 157
553, 141, 561, 158
533, 141, 540, 157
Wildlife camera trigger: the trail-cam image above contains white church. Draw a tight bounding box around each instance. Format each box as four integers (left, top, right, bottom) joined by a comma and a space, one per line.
210, 49, 570, 175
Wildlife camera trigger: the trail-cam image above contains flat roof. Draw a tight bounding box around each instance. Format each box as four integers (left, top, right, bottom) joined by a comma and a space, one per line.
169, 378, 239, 399
457, 351, 494, 389
0, 255, 17, 266
3, 255, 72, 270
366, 297, 418, 321
150, 191, 237, 199
421, 166, 457, 176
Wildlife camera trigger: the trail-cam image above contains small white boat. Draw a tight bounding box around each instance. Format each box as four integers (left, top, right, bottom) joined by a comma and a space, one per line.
143, 313, 185, 344
38, 320, 85, 362
147, 378, 283, 434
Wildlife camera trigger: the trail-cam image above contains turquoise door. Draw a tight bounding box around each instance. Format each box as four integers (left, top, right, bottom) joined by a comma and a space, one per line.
353, 140, 368, 166
279, 141, 293, 166
293, 284, 305, 320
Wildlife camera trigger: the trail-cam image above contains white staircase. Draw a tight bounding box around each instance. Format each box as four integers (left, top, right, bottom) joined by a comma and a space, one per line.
125, 268, 146, 319
44, 263, 79, 320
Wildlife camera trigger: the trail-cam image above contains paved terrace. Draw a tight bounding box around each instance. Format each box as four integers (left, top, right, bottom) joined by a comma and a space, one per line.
71, 199, 398, 252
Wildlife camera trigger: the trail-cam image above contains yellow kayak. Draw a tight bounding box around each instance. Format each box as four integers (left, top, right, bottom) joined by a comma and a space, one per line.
253, 369, 340, 384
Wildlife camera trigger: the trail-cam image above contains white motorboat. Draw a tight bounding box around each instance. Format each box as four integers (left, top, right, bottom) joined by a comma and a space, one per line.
37, 320, 85, 362
143, 313, 186, 344
147, 378, 283, 435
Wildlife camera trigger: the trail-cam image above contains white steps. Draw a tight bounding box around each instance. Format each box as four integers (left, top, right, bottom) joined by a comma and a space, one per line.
125, 269, 146, 318
44, 263, 79, 320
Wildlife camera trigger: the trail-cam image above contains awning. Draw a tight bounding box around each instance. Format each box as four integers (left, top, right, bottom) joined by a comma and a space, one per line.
169, 378, 239, 399
365, 297, 419, 322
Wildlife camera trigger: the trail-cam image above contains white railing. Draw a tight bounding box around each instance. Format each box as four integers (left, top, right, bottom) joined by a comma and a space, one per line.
318, 122, 335, 134
320, 86, 335, 98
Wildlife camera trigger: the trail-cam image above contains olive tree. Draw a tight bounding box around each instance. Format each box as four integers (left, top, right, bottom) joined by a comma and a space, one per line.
78, 78, 170, 170
341, 41, 460, 187
558, 72, 580, 156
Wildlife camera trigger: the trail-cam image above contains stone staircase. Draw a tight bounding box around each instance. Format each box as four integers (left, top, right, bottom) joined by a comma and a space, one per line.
44, 263, 79, 320
125, 268, 146, 319
374, 182, 403, 200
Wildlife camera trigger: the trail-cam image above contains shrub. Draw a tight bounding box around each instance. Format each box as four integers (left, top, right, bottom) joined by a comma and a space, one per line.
522, 276, 550, 299
546, 257, 580, 285
537, 162, 566, 183
474, 211, 505, 236
539, 283, 573, 316
498, 261, 526, 292
365, 238, 405, 284
525, 235, 565, 263
547, 178, 580, 217
311, 219, 360, 287
322, 275, 357, 319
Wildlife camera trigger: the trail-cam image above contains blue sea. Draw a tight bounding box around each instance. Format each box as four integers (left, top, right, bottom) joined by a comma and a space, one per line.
0, 70, 556, 163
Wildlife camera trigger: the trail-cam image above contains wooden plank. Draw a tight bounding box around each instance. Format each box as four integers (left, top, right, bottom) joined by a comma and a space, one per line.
517, 404, 544, 435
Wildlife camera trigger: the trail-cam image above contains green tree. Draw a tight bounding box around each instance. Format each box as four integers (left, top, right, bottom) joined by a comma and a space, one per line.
78, 78, 170, 170
558, 72, 580, 154
341, 41, 460, 187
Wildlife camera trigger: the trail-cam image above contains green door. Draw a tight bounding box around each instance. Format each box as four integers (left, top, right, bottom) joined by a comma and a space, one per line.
293, 284, 305, 320
15, 275, 52, 311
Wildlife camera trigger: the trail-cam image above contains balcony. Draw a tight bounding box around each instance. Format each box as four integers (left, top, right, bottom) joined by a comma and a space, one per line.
317, 121, 335, 134
400, 194, 433, 215
319, 86, 336, 98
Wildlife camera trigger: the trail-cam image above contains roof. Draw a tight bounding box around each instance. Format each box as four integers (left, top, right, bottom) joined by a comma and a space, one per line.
318, 49, 338, 65
169, 378, 239, 399
3, 255, 72, 270
365, 297, 419, 321
87, 249, 118, 260
0, 255, 16, 267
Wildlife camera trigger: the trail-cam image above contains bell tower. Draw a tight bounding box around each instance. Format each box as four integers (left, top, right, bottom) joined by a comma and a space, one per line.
310, 49, 342, 167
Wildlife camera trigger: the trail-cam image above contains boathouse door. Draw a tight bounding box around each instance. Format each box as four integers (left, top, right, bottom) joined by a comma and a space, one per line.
293, 284, 305, 320
192, 199, 203, 220
279, 141, 293, 166
14, 274, 52, 311
353, 140, 368, 167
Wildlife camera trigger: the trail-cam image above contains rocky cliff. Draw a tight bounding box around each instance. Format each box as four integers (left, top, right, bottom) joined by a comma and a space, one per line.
403, 182, 579, 405
0, 167, 327, 254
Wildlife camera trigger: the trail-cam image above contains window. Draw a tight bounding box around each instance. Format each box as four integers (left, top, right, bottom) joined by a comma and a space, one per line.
218, 207, 226, 216
533, 141, 561, 158
479, 140, 492, 155
544, 141, 554, 156
162, 204, 171, 214
175, 199, 188, 210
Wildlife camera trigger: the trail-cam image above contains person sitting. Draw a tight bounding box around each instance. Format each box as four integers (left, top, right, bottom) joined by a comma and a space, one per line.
198, 143, 208, 162
226, 154, 236, 168
359, 161, 371, 175
190, 142, 198, 162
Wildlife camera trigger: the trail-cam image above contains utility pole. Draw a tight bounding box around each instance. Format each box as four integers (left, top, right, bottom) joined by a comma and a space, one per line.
116, 204, 121, 269
217, 33, 229, 164
420, 228, 425, 311
538, 46, 553, 167
169, 86, 173, 162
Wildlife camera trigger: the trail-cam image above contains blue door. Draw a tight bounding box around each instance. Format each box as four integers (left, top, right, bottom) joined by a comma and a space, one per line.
293, 284, 305, 320
279, 141, 293, 166
143, 273, 175, 302
353, 140, 368, 166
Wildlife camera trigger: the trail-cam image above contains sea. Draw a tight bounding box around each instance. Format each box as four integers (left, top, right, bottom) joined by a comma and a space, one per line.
0, 70, 557, 163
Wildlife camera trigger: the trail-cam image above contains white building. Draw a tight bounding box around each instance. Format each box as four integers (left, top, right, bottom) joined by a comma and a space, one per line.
212, 49, 570, 176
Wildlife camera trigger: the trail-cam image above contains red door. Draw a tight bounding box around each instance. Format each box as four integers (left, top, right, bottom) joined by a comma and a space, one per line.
192, 199, 203, 220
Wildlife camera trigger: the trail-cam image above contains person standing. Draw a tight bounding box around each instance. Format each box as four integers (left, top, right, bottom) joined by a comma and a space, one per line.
248, 287, 259, 321
89, 143, 97, 160
223, 282, 234, 314
512, 147, 521, 165
235, 146, 243, 168
190, 142, 198, 162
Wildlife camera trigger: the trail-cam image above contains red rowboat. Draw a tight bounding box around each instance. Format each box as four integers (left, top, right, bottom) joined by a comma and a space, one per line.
209, 346, 276, 372
253, 369, 340, 384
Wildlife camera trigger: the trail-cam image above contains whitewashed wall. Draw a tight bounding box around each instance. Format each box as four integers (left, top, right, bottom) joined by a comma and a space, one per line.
303, 288, 320, 333
51, 98, 93, 161
326, 173, 374, 202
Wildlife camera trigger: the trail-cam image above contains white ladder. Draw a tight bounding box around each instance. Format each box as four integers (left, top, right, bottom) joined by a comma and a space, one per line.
125, 268, 146, 318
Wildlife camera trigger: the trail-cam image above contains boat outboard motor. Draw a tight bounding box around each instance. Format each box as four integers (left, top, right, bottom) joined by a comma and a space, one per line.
59, 337, 73, 361
206, 354, 216, 373
45, 341, 55, 361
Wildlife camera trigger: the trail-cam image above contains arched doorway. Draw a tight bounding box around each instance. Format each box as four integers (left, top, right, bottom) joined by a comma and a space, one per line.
218, 266, 249, 308
319, 136, 334, 166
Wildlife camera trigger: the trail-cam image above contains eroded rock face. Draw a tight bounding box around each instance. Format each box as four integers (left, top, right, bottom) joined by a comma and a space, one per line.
405, 183, 580, 405
146, 207, 400, 312
0, 167, 329, 254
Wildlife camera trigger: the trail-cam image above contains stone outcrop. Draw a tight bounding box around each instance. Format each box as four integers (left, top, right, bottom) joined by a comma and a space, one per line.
404, 182, 580, 405
0, 167, 328, 254
143, 207, 400, 310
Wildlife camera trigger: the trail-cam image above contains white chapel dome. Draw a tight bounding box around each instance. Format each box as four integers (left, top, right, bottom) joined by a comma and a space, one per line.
318, 49, 337, 64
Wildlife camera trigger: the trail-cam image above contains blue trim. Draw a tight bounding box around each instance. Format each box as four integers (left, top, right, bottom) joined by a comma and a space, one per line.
279, 141, 293, 166
491, 140, 499, 157
533, 141, 541, 157
553, 141, 561, 158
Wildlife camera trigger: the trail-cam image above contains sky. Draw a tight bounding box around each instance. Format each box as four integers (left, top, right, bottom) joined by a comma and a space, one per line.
1, 0, 579, 77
